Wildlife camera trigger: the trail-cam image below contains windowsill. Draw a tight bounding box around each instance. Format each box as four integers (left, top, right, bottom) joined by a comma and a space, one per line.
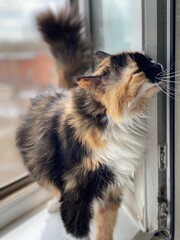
1, 200, 155, 240
0, 183, 51, 229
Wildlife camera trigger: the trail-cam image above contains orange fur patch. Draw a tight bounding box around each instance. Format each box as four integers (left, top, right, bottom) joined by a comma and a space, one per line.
61, 99, 106, 150
43, 180, 60, 196
81, 157, 102, 171
95, 185, 121, 240
63, 157, 102, 194
84, 128, 106, 149
64, 175, 77, 192
100, 68, 146, 121
93, 58, 111, 76
95, 201, 119, 240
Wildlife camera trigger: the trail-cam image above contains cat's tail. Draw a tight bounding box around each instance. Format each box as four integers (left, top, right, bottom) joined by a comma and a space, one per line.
36, 7, 92, 88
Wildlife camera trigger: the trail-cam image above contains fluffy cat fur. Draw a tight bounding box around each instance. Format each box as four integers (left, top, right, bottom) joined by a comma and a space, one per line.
36, 7, 92, 88
16, 7, 162, 240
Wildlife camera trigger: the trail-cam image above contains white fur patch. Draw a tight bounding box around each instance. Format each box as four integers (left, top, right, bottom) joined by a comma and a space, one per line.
94, 114, 148, 184
47, 198, 59, 213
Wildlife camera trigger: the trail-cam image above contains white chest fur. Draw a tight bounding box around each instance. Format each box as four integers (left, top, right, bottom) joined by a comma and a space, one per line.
94, 115, 148, 183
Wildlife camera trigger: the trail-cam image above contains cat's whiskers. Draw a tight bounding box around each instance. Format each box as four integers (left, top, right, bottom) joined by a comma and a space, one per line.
160, 82, 180, 95
156, 81, 180, 101
156, 63, 175, 77
161, 73, 180, 79
159, 80, 177, 90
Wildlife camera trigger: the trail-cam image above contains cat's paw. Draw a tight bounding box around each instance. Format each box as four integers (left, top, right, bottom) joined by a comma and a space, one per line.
47, 198, 59, 213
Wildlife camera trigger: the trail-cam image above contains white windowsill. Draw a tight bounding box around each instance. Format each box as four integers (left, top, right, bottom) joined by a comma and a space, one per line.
1, 200, 155, 240
0, 183, 51, 229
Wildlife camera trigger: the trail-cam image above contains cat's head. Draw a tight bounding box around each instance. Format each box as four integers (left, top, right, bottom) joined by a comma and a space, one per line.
77, 51, 163, 122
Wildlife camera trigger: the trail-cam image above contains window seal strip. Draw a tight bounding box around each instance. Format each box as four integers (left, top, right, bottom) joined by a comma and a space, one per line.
0, 174, 34, 200
169, 0, 176, 238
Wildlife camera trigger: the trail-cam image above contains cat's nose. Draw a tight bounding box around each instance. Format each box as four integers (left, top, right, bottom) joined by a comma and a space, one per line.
147, 62, 163, 83
154, 63, 163, 73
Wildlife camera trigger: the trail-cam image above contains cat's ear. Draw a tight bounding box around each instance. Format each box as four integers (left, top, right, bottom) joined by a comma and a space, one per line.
77, 75, 104, 92
95, 51, 111, 65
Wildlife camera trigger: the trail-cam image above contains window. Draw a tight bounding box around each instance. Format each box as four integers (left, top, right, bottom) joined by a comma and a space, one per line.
0, 0, 65, 195
1, 0, 177, 237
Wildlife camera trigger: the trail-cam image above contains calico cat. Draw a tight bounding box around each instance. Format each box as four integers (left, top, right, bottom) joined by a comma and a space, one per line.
16, 7, 163, 240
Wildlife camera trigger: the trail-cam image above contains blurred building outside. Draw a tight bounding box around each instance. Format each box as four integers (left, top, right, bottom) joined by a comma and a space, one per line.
0, 0, 62, 187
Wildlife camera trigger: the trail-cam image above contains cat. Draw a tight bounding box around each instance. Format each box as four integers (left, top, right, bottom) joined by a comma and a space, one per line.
16, 6, 163, 240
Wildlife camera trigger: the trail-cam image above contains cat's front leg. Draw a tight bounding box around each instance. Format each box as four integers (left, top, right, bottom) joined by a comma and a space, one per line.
95, 185, 122, 240
60, 195, 92, 240
95, 201, 119, 240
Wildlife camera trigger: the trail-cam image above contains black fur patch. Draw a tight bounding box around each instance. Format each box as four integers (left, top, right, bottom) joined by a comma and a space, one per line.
45, 113, 65, 189
60, 199, 92, 237
73, 88, 108, 131
129, 52, 162, 83
64, 121, 90, 164
60, 164, 115, 237
110, 54, 129, 70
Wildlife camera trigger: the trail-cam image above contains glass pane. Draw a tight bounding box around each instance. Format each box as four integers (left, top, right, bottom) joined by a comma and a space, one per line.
102, 0, 142, 53
0, 0, 66, 188
91, 0, 142, 53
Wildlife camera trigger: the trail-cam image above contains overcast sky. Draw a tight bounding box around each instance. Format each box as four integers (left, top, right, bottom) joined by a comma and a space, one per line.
0, 0, 66, 42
